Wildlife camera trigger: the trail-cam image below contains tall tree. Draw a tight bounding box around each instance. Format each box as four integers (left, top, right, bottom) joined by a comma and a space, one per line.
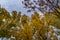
0, 7, 59, 40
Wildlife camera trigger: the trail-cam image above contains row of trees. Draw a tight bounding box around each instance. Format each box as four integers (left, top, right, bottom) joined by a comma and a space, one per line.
0, 7, 60, 40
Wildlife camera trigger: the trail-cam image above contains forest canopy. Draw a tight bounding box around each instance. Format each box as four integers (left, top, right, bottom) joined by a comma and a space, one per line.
0, 6, 60, 40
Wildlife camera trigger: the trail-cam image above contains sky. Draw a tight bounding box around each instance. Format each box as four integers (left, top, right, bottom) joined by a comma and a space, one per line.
0, 0, 32, 16
0, 0, 22, 12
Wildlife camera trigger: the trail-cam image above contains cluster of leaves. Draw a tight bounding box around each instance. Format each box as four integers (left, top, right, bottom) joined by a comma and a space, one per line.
22, 0, 59, 12
0, 7, 60, 40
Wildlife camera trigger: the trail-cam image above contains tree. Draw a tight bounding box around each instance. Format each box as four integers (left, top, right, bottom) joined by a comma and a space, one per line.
22, 0, 60, 17
0, 7, 59, 40
22, 1, 60, 39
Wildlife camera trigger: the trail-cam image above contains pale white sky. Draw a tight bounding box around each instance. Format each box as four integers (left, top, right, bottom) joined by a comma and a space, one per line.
0, 0, 33, 16
0, 0, 29, 14
0, 0, 60, 15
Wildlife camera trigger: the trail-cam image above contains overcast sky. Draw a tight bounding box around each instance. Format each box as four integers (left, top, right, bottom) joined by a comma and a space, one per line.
0, 0, 31, 15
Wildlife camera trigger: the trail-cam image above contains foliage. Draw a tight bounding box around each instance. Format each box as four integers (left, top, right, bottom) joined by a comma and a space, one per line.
22, 0, 59, 12
0, 7, 60, 40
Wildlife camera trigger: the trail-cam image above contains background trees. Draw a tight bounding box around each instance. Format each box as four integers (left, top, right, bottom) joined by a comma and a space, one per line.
22, 0, 60, 17
0, 7, 60, 40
